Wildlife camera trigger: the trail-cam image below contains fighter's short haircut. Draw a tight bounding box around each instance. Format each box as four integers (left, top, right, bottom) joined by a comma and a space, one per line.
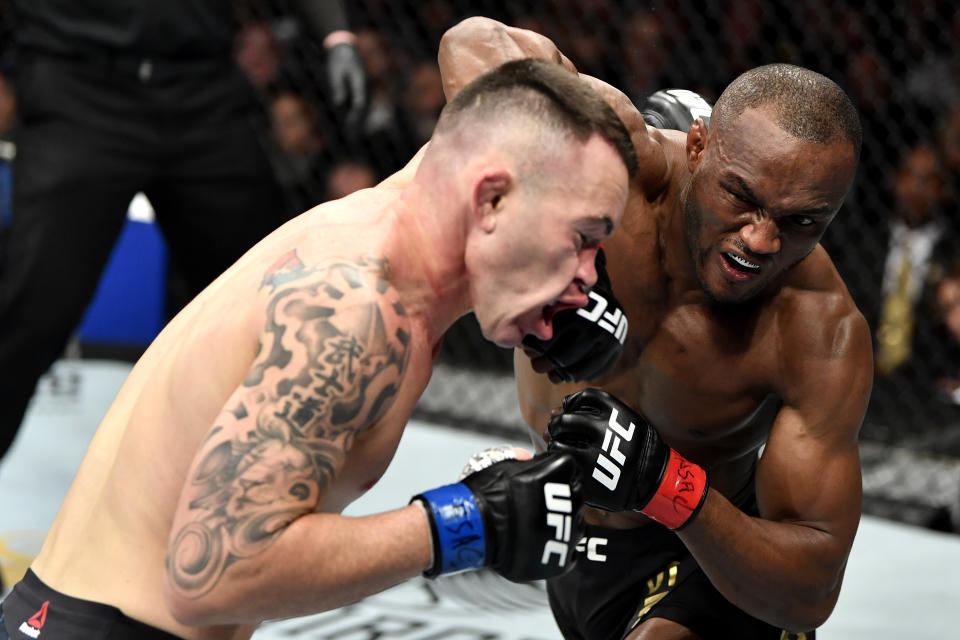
436, 58, 638, 177
712, 63, 862, 159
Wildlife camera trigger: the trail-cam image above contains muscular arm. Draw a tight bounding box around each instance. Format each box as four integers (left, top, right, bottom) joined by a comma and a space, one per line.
164, 255, 430, 625
438, 16, 670, 194
676, 301, 873, 631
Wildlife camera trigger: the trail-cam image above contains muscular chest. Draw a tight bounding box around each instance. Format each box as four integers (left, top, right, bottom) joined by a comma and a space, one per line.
603, 236, 780, 460
622, 313, 778, 456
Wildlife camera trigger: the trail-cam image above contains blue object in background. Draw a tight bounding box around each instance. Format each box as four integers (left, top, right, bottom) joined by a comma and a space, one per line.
76, 197, 168, 347
0, 155, 12, 229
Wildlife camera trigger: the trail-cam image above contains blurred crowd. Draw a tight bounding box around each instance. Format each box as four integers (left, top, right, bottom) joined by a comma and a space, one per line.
0, 0, 958, 445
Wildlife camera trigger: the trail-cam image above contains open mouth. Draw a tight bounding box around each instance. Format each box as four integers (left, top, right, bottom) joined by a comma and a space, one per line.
527, 299, 575, 340
721, 251, 760, 275
542, 302, 561, 325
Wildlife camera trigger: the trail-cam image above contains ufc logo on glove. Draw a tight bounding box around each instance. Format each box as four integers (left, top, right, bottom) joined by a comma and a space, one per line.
577, 291, 628, 344
592, 408, 635, 491
548, 389, 709, 531
541, 482, 575, 567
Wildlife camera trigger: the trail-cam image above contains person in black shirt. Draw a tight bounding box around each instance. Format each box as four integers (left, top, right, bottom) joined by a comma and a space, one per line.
0, 0, 368, 472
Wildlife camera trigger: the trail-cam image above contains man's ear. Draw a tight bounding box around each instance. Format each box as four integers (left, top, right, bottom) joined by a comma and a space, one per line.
686, 118, 708, 172
474, 169, 512, 233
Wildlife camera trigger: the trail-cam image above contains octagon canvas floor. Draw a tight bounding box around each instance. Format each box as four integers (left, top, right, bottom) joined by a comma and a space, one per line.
1, 359, 958, 639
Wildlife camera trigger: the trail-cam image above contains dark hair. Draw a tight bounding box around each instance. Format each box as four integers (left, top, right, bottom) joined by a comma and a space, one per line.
436, 58, 638, 177
712, 63, 862, 159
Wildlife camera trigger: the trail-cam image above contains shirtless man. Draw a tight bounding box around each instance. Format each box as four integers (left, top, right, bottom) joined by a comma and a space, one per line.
0, 59, 637, 640
439, 18, 871, 640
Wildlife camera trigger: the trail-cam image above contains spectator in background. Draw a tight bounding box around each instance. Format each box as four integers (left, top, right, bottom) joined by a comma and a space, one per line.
268, 89, 330, 214
874, 142, 956, 376
0, 0, 368, 491
352, 27, 422, 179
400, 60, 447, 147
862, 140, 960, 436
235, 22, 283, 90
354, 28, 396, 138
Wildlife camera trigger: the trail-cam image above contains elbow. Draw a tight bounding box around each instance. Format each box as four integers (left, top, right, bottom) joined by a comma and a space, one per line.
164, 579, 237, 627
771, 580, 842, 632
164, 586, 208, 627
790, 602, 835, 634
806, 583, 843, 631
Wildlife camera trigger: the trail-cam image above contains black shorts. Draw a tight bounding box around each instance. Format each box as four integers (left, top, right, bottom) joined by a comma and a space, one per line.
547, 522, 816, 640
0, 569, 183, 640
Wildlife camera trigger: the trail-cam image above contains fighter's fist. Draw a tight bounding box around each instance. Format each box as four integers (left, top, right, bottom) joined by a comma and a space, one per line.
639, 88, 713, 132
522, 249, 627, 383
547, 388, 708, 530
412, 450, 584, 582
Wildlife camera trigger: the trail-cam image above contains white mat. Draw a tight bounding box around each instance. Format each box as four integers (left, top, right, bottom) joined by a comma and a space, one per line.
1, 360, 958, 638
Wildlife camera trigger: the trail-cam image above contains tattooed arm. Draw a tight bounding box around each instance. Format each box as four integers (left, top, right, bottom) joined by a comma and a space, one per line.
164, 254, 428, 625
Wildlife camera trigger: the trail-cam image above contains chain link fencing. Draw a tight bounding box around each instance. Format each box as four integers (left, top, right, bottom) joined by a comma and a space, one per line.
4, 1, 957, 530
241, 0, 960, 532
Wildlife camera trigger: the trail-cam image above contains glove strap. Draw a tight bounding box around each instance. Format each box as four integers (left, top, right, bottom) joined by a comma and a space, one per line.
412, 484, 487, 577
642, 449, 709, 530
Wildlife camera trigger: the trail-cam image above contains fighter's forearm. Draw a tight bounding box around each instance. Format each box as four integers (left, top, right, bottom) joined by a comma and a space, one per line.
438, 16, 576, 101
677, 490, 848, 631
164, 505, 432, 626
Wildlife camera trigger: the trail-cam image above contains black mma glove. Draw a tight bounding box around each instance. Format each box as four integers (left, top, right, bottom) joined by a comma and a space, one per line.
522, 248, 627, 383
411, 451, 583, 583
547, 388, 709, 530
326, 42, 368, 130
640, 88, 713, 131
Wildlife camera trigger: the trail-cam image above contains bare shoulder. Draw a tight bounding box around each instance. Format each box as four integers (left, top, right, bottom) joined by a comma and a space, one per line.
776, 247, 869, 354
251, 251, 413, 429
776, 246, 873, 392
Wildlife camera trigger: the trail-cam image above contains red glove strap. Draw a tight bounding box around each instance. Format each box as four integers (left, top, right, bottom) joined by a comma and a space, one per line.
642, 449, 708, 530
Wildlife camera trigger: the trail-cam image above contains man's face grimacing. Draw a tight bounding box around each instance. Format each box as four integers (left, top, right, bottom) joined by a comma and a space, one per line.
682, 106, 857, 304
471, 134, 629, 348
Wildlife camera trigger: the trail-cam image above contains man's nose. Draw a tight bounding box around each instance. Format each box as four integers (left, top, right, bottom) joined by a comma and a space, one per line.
576, 246, 600, 291
740, 214, 781, 255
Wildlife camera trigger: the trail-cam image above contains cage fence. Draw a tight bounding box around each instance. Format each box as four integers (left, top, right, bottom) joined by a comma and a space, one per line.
239, 0, 960, 531
3, 0, 951, 530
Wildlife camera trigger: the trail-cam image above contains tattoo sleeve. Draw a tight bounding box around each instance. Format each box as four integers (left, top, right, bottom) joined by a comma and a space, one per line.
166, 252, 411, 598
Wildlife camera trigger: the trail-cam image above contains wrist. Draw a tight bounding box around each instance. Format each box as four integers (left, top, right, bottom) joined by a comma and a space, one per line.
411, 484, 488, 577
639, 449, 708, 530
323, 30, 357, 50
410, 500, 435, 574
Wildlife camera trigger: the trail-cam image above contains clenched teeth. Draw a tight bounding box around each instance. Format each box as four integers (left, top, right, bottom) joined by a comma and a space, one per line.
726, 252, 759, 270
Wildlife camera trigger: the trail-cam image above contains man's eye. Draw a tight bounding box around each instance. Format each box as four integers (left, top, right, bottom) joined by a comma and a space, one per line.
728, 190, 750, 204
793, 216, 815, 227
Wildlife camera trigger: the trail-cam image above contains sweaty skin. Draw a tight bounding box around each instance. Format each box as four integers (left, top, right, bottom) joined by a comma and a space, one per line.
28, 116, 629, 639
440, 18, 872, 635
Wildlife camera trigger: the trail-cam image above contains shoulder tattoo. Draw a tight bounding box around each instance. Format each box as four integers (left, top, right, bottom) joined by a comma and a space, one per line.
166, 251, 411, 598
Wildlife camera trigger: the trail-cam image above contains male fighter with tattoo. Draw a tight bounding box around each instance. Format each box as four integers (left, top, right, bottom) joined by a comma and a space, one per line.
0, 59, 637, 639
440, 18, 871, 640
